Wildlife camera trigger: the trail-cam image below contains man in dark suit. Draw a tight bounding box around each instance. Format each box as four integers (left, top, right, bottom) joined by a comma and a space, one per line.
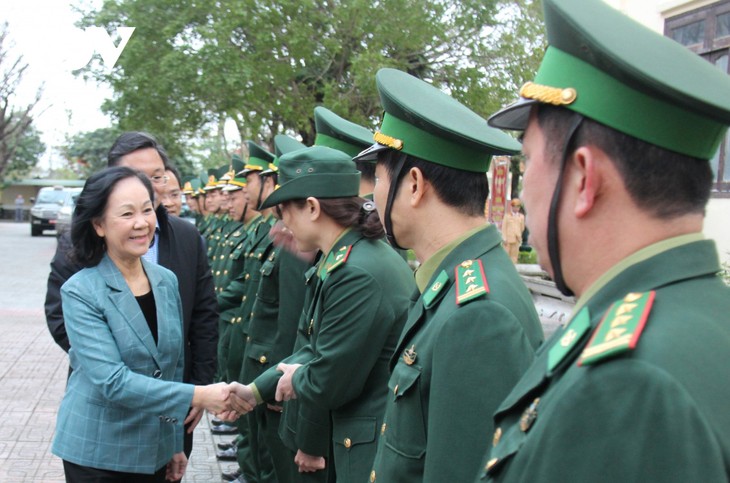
45, 131, 219, 462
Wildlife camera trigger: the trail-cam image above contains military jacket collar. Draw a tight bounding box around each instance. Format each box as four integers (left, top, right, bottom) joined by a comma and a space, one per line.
392, 224, 502, 368
495, 237, 720, 415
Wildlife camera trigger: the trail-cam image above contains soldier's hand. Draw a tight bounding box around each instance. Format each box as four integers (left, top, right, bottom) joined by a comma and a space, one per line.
228, 382, 257, 414
294, 449, 326, 472
269, 221, 317, 262
275, 363, 302, 402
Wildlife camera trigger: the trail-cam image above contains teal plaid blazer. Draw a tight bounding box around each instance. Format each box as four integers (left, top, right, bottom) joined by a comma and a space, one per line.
52, 254, 195, 474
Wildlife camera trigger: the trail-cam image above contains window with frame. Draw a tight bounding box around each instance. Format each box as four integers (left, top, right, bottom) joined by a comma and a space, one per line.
665, 1, 730, 195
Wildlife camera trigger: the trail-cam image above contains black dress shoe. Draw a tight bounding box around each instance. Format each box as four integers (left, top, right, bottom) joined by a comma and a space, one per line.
211, 423, 238, 435
216, 446, 238, 461
221, 467, 242, 481
211, 417, 226, 426
217, 441, 236, 450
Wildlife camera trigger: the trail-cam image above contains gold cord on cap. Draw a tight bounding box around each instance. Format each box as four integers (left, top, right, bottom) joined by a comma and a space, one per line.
520, 82, 577, 106
373, 131, 404, 150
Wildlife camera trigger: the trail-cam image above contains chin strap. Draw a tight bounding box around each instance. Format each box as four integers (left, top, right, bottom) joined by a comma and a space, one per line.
383, 152, 408, 250
547, 114, 583, 297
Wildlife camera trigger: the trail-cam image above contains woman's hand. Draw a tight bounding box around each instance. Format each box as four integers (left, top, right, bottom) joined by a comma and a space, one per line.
165, 452, 187, 481
192, 382, 231, 413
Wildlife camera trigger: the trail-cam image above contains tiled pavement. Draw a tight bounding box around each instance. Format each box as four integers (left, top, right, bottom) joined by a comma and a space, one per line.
0, 223, 234, 482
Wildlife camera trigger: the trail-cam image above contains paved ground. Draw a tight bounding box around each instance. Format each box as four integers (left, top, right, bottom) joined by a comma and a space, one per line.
0, 222, 235, 482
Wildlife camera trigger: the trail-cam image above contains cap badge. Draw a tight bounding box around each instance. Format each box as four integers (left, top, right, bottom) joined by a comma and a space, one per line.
520, 82, 577, 106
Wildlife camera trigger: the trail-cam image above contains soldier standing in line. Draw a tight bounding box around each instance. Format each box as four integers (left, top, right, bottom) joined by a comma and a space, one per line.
478, 0, 730, 481
227, 146, 416, 483
501, 199, 525, 264
354, 68, 544, 483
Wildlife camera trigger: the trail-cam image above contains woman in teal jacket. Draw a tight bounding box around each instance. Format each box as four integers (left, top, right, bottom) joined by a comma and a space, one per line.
52, 167, 230, 483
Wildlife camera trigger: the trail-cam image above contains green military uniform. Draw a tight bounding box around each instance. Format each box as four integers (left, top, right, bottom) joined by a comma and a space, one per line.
352, 68, 543, 483
239, 134, 309, 483
250, 146, 416, 483
480, 0, 730, 481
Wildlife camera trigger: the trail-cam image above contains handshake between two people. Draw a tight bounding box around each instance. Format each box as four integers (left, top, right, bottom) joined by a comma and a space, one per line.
192, 362, 302, 422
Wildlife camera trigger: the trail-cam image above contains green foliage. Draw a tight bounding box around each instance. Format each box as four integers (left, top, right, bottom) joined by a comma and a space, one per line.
2, 125, 46, 181
77, 0, 545, 153
0, 23, 43, 182
62, 127, 122, 177
518, 248, 538, 265
720, 257, 730, 286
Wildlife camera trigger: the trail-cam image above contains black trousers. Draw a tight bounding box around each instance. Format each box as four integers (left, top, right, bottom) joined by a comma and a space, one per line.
63, 460, 167, 483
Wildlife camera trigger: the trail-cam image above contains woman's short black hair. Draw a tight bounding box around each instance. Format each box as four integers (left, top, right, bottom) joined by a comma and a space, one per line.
71, 166, 154, 267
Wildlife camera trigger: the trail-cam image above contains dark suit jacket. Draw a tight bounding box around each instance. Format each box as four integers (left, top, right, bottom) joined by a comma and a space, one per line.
45, 205, 219, 385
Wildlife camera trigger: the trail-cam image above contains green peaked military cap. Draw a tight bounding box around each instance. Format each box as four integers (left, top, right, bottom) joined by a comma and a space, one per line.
222, 154, 247, 191
355, 68, 521, 172
314, 106, 373, 157
488, 0, 730, 160
182, 177, 200, 196
262, 134, 307, 176
260, 146, 360, 209
238, 141, 275, 176
203, 167, 220, 190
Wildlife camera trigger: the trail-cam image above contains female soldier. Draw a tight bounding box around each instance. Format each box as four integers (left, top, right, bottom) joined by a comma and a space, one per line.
227, 146, 415, 482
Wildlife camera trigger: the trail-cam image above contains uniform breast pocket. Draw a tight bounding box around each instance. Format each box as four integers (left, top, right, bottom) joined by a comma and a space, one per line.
383, 362, 426, 459
257, 260, 277, 304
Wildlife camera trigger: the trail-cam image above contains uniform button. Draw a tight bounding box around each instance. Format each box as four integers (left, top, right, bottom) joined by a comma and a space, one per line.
381, 423, 386, 435
486, 458, 499, 471
250, 312, 253, 318
259, 355, 267, 364
344, 438, 352, 448
393, 384, 398, 395
224, 270, 228, 275
216, 270, 220, 276
242, 295, 247, 302
493, 427, 502, 447
370, 470, 376, 482
153, 370, 162, 378
158, 415, 164, 421
246, 336, 252, 342
245, 274, 250, 280
171, 418, 178, 423
165, 417, 172, 423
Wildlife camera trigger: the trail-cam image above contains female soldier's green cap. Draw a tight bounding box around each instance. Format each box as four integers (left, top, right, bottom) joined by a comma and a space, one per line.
313, 106, 373, 157
260, 146, 360, 209
237, 141, 274, 176
261, 135, 307, 176
488, 0, 730, 160
355, 68, 521, 172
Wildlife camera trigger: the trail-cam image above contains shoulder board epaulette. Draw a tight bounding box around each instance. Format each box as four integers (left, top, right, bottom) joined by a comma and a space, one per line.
454, 259, 489, 305
325, 244, 352, 274
578, 291, 655, 366
423, 270, 450, 309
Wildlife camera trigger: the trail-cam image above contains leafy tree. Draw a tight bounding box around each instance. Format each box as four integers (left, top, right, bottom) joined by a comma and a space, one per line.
62, 127, 122, 177
3, 125, 46, 181
0, 23, 43, 182
79, 0, 545, 153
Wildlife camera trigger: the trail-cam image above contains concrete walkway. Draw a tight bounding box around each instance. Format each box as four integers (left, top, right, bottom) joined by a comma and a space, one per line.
0, 222, 233, 482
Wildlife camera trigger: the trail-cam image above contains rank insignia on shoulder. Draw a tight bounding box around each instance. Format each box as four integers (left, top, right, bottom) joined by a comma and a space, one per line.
423, 270, 450, 309
325, 245, 352, 274
454, 259, 489, 305
579, 291, 656, 366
